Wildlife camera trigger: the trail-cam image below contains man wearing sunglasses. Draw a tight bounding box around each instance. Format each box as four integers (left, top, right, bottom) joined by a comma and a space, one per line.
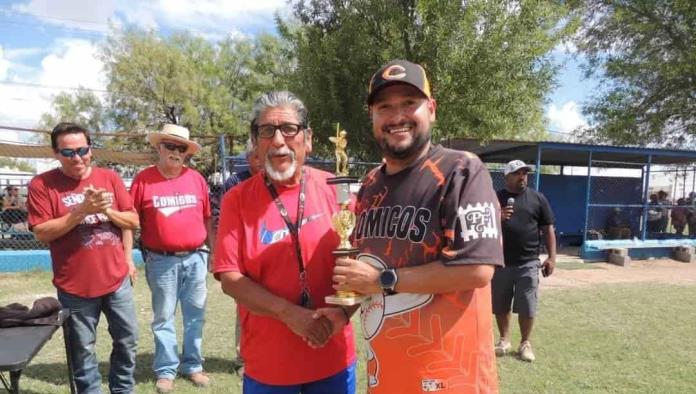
26, 122, 140, 394
213, 91, 357, 394
130, 124, 213, 393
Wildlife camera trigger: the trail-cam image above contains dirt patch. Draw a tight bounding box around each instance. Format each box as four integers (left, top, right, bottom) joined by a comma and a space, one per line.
541, 258, 696, 291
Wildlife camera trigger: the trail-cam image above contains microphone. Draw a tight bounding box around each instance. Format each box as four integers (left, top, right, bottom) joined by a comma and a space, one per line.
507, 197, 515, 207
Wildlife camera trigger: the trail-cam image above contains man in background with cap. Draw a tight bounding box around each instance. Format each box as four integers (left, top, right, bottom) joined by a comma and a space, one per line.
494, 159, 555, 362
327, 59, 503, 393
27, 122, 139, 393
130, 124, 214, 392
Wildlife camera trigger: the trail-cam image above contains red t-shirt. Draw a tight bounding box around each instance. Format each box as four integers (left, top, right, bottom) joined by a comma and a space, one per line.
27, 167, 133, 298
130, 166, 211, 251
213, 167, 356, 385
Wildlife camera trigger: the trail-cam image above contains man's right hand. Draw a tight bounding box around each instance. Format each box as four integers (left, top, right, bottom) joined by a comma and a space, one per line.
280, 305, 333, 348
80, 186, 111, 215
501, 205, 514, 221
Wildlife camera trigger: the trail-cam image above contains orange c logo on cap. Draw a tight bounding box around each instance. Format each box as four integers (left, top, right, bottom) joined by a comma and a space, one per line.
382, 65, 406, 80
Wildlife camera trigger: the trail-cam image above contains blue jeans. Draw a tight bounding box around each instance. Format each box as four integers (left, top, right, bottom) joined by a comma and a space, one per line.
57, 277, 138, 394
243, 363, 356, 394
145, 251, 208, 379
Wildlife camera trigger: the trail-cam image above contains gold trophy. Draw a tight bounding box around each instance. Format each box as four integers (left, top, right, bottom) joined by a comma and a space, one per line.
325, 124, 365, 306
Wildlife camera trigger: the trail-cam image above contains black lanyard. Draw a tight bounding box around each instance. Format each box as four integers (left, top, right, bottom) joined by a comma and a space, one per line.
264, 170, 312, 307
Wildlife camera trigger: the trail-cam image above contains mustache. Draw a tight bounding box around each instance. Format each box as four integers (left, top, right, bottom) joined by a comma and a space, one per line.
266, 147, 295, 160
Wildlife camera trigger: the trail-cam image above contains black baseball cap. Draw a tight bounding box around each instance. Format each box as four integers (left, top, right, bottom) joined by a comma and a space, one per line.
367, 59, 432, 104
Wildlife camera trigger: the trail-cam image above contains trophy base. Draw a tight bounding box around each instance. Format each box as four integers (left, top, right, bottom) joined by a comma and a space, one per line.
327, 176, 359, 185
325, 294, 366, 306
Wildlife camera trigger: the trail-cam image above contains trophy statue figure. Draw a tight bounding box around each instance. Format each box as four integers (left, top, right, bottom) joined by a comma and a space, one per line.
325, 124, 364, 306
329, 124, 349, 176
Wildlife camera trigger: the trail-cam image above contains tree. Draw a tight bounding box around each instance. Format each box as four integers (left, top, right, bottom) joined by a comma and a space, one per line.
576, 0, 696, 147
281, 0, 581, 160
0, 158, 34, 173
101, 29, 293, 146
39, 88, 108, 146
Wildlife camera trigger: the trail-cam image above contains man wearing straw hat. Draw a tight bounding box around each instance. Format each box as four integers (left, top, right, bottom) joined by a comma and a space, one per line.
130, 124, 214, 392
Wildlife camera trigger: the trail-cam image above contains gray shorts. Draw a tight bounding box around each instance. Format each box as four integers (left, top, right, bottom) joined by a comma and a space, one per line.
491, 260, 540, 318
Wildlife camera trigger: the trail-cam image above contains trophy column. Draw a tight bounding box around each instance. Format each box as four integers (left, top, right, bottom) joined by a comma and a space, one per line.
325, 125, 365, 306
325, 176, 365, 305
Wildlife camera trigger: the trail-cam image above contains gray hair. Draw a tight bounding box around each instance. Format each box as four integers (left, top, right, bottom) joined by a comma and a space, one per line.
250, 91, 308, 139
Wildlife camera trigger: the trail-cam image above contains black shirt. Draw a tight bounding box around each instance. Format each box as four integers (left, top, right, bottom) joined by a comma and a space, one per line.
497, 187, 554, 266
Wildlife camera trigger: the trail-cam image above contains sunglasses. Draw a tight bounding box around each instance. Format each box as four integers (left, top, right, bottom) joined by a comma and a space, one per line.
161, 142, 188, 154
58, 146, 91, 158
255, 123, 303, 139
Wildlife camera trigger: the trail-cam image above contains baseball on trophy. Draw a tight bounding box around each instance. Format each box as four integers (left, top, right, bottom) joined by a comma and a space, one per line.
325, 124, 365, 306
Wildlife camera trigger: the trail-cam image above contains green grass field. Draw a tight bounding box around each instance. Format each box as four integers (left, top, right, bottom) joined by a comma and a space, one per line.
1, 270, 695, 393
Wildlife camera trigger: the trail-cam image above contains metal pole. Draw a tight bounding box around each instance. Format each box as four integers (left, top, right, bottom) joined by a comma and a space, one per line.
535, 144, 542, 191
641, 155, 653, 241
582, 151, 593, 249
218, 134, 228, 183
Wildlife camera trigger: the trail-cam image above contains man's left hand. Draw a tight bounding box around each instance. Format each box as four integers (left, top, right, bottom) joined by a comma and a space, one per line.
333, 257, 381, 295
542, 258, 555, 277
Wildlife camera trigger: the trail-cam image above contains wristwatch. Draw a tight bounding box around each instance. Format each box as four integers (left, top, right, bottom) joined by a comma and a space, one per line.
379, 268, 399, 295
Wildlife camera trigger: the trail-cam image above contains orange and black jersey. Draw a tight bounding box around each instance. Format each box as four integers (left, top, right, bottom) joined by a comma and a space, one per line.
355, 144, 503, 268
354, 144, 503, 394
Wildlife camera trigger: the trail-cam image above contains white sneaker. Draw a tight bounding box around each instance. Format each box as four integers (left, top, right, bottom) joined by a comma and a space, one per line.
518, 341, 535, 362
494, 339, 512, 356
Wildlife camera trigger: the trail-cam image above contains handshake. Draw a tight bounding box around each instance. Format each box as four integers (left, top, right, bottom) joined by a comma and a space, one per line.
81, 185, 114, 215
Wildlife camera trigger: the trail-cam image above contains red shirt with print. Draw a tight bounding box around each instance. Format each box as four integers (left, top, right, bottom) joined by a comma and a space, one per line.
213, 167, 356, 385
130, 166, 211, 251
27, 167, 133, 298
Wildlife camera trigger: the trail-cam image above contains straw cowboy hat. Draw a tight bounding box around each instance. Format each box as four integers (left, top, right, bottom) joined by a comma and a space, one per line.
147, 124, 201, 155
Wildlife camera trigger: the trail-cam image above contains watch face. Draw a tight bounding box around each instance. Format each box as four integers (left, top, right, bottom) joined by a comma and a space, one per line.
380, 269, 397, 288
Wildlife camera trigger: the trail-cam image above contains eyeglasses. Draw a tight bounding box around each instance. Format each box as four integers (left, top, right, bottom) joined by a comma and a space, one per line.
161, 142, 188, 154
58, 146, 91, 158
255, 123, 303, 139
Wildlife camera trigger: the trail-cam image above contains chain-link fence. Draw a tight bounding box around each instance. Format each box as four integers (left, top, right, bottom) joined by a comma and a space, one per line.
488, 161, 696, 249
584, 163, 696, 243
0, 128, 382, 271
0, 128, 222, 271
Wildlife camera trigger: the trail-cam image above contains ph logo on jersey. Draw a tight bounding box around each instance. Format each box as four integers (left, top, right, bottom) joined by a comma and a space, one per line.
457, 202, 498, 242
422, 379, 447, 392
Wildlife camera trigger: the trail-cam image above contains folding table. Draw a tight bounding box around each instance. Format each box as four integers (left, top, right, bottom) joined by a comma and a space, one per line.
0, 309, 75, 394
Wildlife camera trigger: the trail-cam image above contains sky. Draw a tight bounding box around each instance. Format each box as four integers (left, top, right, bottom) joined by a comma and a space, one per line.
0, 0, 596, 143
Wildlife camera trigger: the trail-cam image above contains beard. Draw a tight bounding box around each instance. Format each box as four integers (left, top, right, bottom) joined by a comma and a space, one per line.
377, 123, 431, 160
265, 147, 297, 183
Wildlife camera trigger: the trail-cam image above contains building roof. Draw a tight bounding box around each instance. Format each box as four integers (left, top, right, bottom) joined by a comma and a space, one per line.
0, 142, 157, 165
443, 138, 696, 168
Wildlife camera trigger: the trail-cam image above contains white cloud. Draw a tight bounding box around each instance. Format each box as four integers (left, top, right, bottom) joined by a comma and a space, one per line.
0, 46, 10, 79
546, 101, 588, 135
116, 0, 288, 36
0, 81, 52, 128
13, 0, 289, 36
0, 40, 105, 129
12, 0, 117, 32
552, 40, 578, 55
39, 39, 105, 91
